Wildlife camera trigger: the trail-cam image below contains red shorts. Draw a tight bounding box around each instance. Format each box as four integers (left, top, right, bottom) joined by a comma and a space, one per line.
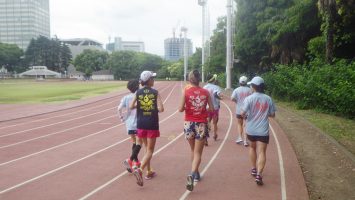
208, 109, 219, 119
137, 129, 160, 138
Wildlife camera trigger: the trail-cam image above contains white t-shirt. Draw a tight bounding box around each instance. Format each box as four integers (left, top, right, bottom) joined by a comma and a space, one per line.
242, 92, 276, 136
203, 83, 222, 110
231, 86, 252, 115
117, 93, 137, 131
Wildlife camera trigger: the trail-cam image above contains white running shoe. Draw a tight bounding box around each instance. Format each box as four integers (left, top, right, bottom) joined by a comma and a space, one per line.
243, 141, 249, 147
236, 138, 243, 144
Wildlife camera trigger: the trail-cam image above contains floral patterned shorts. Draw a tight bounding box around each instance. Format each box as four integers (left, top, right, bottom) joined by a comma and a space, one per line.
184, 121, 209, 140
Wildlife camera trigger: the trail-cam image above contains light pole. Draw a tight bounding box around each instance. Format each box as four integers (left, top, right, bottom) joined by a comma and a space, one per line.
181, 27, 188, 82
226, 0, 233, 89
198, 0, 207, 82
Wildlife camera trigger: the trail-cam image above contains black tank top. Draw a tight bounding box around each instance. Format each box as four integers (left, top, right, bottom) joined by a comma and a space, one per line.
136, 87, 159, 130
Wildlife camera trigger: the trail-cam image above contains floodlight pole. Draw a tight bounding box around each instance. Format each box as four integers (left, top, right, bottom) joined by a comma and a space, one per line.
226, 0, 233, 89
198, 0, 207, 83
181, 27, 188, 82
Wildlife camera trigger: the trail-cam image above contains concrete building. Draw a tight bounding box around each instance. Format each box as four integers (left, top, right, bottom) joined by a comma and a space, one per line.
0, 0, 50, 50
67, 65, 84, 80
106, 37, 145, 52
164, 37, 193, 61
19, 66, 61, 78
91, 70, 114, 81
61, 38, 104, 59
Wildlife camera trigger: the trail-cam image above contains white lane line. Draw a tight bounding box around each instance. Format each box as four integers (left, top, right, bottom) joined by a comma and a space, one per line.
0, 107, 115, 138
0, 110, 179, 194
0, 83, 177, 166
0, 83, 170, 134
0, 115, 116, 149
179, 100, 233, 200
270, 124, 287, 200
79, 131, 185, 200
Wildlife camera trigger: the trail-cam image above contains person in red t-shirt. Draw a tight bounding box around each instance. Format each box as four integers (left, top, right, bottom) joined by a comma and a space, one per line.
179, 70, 213, 191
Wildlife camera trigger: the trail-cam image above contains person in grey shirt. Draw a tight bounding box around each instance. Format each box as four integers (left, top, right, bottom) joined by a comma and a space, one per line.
241, 76, 276, 186
231, 76, 252, 146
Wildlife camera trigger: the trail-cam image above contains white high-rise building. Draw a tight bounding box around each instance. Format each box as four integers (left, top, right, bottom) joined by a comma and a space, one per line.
0, 0, 50, 50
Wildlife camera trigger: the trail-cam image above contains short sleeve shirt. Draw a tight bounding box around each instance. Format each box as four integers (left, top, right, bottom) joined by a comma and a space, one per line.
203, 83, 222, 110
118, 94, 137, 131
231, 86, 252, 115
136, 87, 159, 130
184, 86, 210, 123
242, 93, 276, 136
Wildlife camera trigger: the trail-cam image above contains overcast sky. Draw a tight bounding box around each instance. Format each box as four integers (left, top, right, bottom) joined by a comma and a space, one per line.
50, 0, 227, 56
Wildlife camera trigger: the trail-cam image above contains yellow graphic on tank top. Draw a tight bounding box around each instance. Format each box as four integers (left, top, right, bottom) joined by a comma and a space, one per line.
138, 94, 155, 111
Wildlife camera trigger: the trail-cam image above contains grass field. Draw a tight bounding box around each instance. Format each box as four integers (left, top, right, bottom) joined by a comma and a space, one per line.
277, 101, 355, 154
0, 79, 125, 104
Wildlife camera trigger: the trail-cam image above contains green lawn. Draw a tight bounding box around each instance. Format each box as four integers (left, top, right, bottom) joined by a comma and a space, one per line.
0, 79, 125, 104
277, 101, 355, 154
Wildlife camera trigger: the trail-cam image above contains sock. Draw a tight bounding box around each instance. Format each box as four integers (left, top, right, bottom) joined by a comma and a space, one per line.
132, 143, 136, 151
130, 144, 141, 162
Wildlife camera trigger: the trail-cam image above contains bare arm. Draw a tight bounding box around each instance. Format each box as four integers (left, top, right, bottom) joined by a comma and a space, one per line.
178, 90, 186, 112
157, 93, 164, 112
129, 95, 137, 110
117, 102, 124, 120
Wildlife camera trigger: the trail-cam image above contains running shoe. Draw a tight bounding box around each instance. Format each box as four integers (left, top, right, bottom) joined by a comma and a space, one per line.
243, 141, 249, 147
123, 158, 133, 173
213, 134, 218, 141
144, 171, 156, 180
194, 172, 201, 182
133, 168, 144, 186
251, 168, 257, 176
133, 160, 141, 169
186, 174, 194, 191
236, 138, 243, 144
255, 175, 263, 185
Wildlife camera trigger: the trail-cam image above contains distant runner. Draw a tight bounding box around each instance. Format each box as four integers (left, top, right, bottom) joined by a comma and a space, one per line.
129, 71, 164, 186
203, 74, 223, 145
231, 76, 252, 146
179, 70, 213, 191
241, 76, 276, 185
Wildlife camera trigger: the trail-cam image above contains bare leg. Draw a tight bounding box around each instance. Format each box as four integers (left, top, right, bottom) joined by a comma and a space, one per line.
191, 139, 205, 173
256, 141, 267, 175
140, 138, 156, 172
237, 118, 243, 141
249, 141, 257, 169
212, 116, 218, 140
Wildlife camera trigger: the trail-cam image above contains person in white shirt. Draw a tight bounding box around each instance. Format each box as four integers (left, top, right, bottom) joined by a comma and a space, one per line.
231, 76, 252, 146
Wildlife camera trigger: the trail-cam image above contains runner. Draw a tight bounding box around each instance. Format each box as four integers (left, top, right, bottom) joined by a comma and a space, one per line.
129, 71, 164, 186
231, 76, 252, 146
203, 74, 223, 145
241, 76, 276, 185
118, 80, 141, 173
179, 70, 213, 191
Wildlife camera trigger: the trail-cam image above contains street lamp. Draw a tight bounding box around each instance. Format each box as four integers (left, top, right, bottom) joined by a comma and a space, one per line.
198, 0, 207, 82
181, 27, 188, 82
226, 0, 233, 89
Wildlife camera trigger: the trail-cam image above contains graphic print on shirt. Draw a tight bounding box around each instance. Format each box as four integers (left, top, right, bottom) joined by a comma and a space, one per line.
188, 90, 207, 114
138, 89, 155, 115
251, 100, 269, 120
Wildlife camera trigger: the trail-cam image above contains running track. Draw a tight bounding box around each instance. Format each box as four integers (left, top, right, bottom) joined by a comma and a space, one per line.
0, 81, 308, 200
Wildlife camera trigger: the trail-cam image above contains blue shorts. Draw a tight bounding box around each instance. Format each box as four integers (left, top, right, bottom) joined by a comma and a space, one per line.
128, 130, 137, 135
184, 121, 209, 140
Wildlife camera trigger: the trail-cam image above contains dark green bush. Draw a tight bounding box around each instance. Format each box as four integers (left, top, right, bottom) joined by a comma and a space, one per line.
264, 59, 355, 118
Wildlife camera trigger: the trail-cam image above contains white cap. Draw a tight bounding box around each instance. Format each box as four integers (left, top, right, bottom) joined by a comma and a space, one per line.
140, 71, 157, 82
239, 76, 248, 84
247, 76, 264, 86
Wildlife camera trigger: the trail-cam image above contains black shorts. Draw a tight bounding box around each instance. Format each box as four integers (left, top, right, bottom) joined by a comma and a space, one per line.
128, 130, 137, 135
247, 135, 269, 144
236, 114, 247, 119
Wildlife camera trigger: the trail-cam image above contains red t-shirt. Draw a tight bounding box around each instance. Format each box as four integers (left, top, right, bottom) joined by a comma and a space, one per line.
184, 86, 209, 122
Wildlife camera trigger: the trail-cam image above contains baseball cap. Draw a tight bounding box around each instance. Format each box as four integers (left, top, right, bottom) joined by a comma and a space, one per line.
239, 76, 248, 84
140, 71, 157, 82
247, 76, 264, 86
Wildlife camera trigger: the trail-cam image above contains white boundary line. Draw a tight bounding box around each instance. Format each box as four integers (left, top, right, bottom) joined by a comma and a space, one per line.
179, 100, 233, 200
270, 124, 287, 200
0, 84, 178, 194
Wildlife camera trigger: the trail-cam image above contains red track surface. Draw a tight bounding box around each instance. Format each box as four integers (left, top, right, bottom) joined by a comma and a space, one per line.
0, 81, 308, 200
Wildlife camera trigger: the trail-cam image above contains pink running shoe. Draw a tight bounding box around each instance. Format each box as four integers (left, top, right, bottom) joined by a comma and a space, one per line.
133, 168, 144, 186
123, 158, 133, 173
255, 175, 263, 185
133, 160, 141, 169
144, 171, 156, 180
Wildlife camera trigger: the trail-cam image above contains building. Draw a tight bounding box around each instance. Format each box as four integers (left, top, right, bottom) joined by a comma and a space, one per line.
106, 37, 145, 52
19, 66, 61, 78
91, 70, 114, 81
164, 37, 193, 61
0, 0, 50, 50
67, 65, 84, 80
61, 38, 105, 59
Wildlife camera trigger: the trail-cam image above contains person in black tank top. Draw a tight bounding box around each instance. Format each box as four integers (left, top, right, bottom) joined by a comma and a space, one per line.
129, 71, 164, 186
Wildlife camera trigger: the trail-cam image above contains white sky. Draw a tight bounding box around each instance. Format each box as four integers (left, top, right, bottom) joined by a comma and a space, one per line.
50, 0, 226, 56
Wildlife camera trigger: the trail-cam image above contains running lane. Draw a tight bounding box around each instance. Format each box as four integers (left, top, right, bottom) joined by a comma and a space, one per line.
0, 82, 308, 200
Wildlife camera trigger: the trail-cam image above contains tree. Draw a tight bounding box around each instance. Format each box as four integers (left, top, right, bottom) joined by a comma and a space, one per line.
105, 51, 139, 79
73, 49, 108, 77
0, 42, 23, 72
